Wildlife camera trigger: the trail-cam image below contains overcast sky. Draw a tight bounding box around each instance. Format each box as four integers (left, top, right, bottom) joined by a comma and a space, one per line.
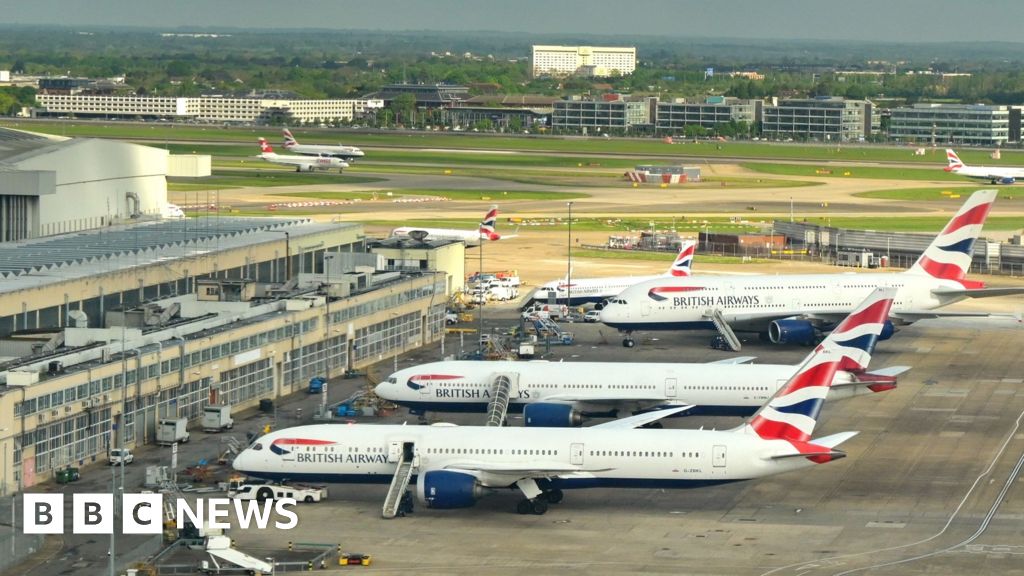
3, 0, 1023, 43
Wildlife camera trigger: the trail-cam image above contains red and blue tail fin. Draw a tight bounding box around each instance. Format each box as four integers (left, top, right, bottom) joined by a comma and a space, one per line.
666, 241, 696, 277
907, 190, 996, 282
747, 287, 896, 443
478, 205, 500, 241
282, 128, 298, 148
944, 149, 964, 172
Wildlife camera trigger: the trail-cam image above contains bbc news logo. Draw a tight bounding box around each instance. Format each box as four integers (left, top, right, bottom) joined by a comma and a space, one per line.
23, 494, 298, 534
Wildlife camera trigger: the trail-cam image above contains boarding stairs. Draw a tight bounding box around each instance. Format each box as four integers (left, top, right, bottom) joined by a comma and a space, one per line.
218, 436, 242, 464
707, 308, 742, 351
382, 446, 416, 519
532, 317, 574, 345
204, 535, 274, 575
485, 373, 517, 427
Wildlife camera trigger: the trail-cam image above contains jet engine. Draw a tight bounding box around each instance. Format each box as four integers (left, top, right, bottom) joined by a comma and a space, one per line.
523, 403, 583, 427
1000, 177, 1016, 185
768, 319, 818, 345
416, 470, 486, 509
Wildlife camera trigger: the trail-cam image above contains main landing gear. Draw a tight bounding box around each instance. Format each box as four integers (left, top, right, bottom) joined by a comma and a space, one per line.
515, 489, 563, 515
621, 331, 636, 348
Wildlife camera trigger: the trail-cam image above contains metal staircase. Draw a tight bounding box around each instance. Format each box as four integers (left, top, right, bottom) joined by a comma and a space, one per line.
707, 308, 742, 351
486, 373, 515, 427
532, 317, 574, 345
382, 447, 416, 519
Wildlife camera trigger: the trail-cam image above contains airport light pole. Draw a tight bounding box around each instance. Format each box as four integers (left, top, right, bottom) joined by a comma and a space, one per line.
566, 202, 573, 312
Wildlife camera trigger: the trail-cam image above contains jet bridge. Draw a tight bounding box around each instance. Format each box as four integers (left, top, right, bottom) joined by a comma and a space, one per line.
382, 441, 417, 519
706, 308, 741, 351
485, 372, 519, 427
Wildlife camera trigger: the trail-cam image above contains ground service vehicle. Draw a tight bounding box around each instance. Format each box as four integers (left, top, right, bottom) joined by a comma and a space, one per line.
108, 448, 134, 465
157, 418, 190, 445
202, 405, 234, 432
228, 479, 327, 503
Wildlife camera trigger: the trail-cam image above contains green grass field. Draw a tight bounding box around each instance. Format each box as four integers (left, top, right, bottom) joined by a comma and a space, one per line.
572, 249, 771, 265
167, 171, 385, 191
853, 187, 1010, 200
741, 162, 964, 181
277, 188, 589, 201
7, 119, 1021, 165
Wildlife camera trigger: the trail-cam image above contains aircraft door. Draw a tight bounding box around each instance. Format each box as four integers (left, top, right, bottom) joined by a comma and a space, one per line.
570, 443, 584, 466
713, 445, 727, 468
641, 303, 651, 316
665, 377, 677, 398
387, 441, 402, 463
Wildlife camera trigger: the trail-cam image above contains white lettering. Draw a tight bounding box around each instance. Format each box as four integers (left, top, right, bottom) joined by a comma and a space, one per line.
274, 499, 298, 530
207, 499, 231, 530
232, 499, 275, 530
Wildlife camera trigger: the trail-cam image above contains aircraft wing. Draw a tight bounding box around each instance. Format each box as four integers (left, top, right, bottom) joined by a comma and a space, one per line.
890, 310, 1008, 322
707, 356, 757, 365
590, 405, 692, 429
932, 287, 1024, 299
539, 394, 667, 404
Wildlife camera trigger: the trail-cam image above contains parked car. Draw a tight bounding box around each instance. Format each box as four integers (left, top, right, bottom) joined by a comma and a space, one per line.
583, 310, 601, 323
445, 312, 459, 325
109, 448, 134, 465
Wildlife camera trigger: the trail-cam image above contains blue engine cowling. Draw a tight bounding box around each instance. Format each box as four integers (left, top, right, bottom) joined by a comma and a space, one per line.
1000, 177, 1016, 185
768, 319, 817, 345
523, 403, 583, 427
416, 470, 484, 509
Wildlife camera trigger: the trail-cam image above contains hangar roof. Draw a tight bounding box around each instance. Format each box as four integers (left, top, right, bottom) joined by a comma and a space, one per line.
0, 127, 69, 163
0, 217, 359, 293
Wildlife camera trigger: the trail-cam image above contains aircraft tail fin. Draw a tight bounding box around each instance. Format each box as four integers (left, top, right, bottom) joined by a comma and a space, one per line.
665, 240, 696, 277
479, 205, 500, 241
258, 138, 274, 154
906, 190, 996, 282
945, 148, 964, 172
745, 287, 895, 443
283, 128, 298, 148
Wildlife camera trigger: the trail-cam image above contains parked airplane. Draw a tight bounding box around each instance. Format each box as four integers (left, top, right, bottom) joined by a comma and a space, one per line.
529, 241, 696, 307
601, 190, 1024, 348
374, 353, 907, 425
390, 205, 513, 246
257, 138, 349, 173
282, 128, 365, 162
945, 149, 1024, 184
233, 289, 894, 515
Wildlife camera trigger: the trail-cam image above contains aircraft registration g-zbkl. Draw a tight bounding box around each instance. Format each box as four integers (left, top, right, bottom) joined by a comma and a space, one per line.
945, 149, 1024, 184
282, 128, 365, 162
601, 190, 1024, 348
233, 289, 895, 516
390, 205, 514, 246
374, 354, 907, 426
528, 241, 696, 307
257, 138, 349, 173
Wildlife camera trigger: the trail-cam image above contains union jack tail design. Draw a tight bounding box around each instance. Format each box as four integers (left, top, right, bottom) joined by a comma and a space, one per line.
258, 138, 274, 154
747, 287, 896, 444
907, 190, 996, 282
478, 205, 500, 241
944, 149, 964, 172
283, 128, 298, 148
667, 241, 696, 277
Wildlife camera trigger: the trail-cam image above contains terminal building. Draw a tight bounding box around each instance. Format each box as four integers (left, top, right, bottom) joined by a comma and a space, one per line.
761, 97, 873, 142
531, 45, 637, 77
888, 103, 1022, 146
552, 97, 656, 133
655, 97, 762, 133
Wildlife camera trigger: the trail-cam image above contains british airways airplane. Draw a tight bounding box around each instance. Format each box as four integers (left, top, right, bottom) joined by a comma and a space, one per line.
601, 190, 1024, 347
528, 241, 696, 307
945, 149, 1024, 184
390, 205, 513, 246
374, 355, 906, 425
233, 289, 893, 515
282, 128, 365, 162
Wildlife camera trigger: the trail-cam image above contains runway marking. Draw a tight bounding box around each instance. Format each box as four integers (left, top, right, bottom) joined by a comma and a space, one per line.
865, 522, 906, 529
909, 407, 957, 412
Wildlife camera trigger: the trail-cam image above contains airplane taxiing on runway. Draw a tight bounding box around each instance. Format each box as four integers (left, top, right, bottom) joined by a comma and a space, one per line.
257, 138, 349, 173
282, 128, 365, 162
390, 205, 515, 246
945, 149, 1024, 184
600, 190, 1024, 348
233, 288, 895, 515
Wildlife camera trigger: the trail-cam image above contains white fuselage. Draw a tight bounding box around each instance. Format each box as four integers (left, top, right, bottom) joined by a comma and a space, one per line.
260, 152, 349, 171
233, 423, 819, 490
377, 360, 874, 417
600, 271, 964, 332
532, 274, 662, 305
390, 227, 485, 245
285, 143, 364, 161
950, 165, 1024, 183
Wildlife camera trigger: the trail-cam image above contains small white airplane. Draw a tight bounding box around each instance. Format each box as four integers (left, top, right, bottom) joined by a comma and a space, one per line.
375, 353, 907, 425
233, 288, 895, 515
529, 241, 696, 307
390, 205, 514, 246
601, 190, 1024, 348
945, 149, 1024, 184
283, 128, 365, 162
257, 138, 349, 173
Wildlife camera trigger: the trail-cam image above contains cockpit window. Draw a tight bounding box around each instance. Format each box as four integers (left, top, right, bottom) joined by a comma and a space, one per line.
252, 443, 263, 451
387, 377, 396, 384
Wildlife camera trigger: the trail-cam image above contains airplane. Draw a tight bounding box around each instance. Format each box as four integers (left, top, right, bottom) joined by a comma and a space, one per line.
257, 138, 349, 173
374, 353, 907, 425
282, 128, 365, 162
528, 241, 696, 307
232, 288, 895, 515
601, 190, 1024, 348
945, 149, 1024, 184
390, 205, 514, 246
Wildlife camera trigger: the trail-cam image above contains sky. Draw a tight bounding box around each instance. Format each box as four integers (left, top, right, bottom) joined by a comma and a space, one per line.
3, 0, 1024, 43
